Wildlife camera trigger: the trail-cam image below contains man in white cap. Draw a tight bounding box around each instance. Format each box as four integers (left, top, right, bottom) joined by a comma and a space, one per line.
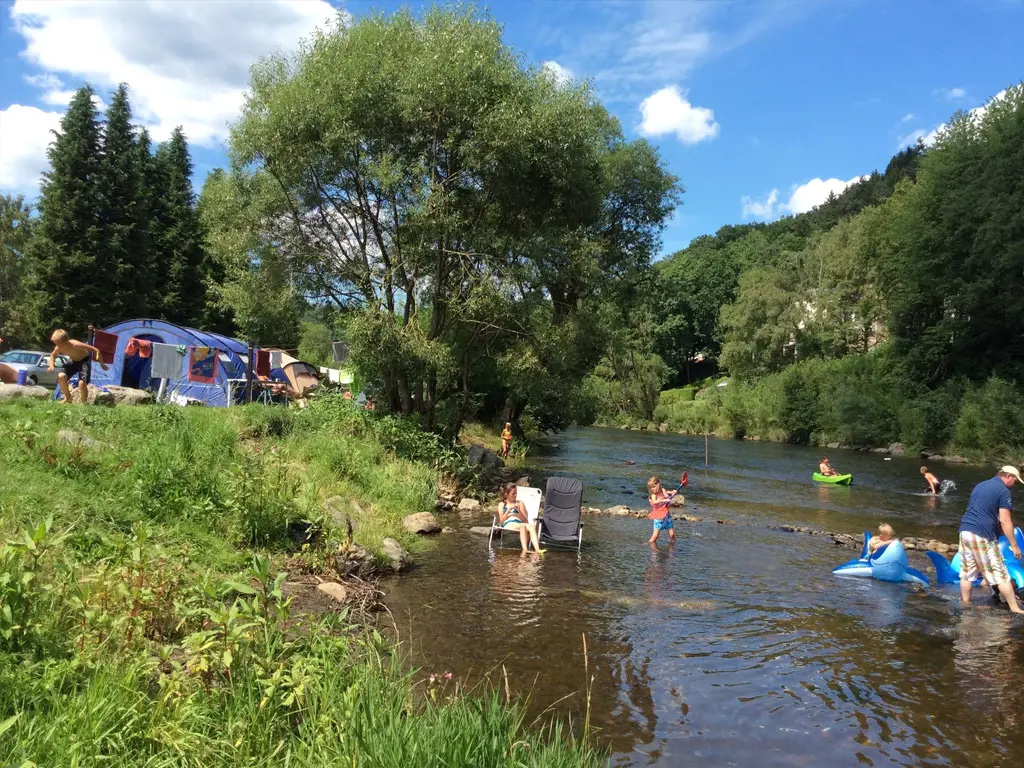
957, 466, 1024, 613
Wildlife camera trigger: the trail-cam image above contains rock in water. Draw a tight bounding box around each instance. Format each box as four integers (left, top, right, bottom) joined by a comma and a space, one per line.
469, 526, 493, 535
603, 505, 632, 516
467, 444, 505, 468
457, 498, 481, 512
381, 537, 412, 571
317, 582, 348, 604
670, 494, 685, 507
403, 512, 441, 535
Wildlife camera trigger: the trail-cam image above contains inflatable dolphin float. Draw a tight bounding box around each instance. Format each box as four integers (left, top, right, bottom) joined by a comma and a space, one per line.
832, 531, 929, 587
926, 528, 1024, 591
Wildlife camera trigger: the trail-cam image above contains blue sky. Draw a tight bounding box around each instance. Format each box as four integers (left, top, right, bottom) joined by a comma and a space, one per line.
1, 0, 1021, 257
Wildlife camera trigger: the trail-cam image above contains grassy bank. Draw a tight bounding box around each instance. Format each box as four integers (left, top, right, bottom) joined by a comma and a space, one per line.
620, 352, 1024, 465
0, 398, 603, 767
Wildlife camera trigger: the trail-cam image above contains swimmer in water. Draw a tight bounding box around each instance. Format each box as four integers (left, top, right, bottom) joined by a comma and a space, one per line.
921, 466, 942, 494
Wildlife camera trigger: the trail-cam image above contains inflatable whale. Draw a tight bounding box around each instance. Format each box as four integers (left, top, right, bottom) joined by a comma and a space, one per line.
926, 528, 1024, 591
832, 531, 929, 587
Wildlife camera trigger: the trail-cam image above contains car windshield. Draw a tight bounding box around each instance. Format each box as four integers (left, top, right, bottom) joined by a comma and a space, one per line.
0, 352, 42, 365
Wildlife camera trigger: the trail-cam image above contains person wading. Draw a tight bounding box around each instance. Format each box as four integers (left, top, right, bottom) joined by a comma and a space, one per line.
957, 466, 1024, 613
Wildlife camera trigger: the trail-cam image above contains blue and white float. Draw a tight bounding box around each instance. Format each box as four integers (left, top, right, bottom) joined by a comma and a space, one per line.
926, 528, 1024, 590
832, 531, 930, 587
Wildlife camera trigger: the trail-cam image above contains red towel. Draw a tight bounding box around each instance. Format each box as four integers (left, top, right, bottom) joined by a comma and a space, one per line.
92, 330, 119, 364
255, 349, 271, 377
125, 338, 153, 359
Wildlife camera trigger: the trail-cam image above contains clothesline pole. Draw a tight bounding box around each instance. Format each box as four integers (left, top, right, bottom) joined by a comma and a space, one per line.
156, 378, 167, 404
246, 342, 254, 405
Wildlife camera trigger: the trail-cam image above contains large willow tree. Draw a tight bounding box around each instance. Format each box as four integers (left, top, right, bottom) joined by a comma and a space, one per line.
207, 7, 678, 430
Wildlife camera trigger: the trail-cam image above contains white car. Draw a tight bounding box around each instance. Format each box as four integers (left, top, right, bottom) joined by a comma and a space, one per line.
0, 350, 71, 387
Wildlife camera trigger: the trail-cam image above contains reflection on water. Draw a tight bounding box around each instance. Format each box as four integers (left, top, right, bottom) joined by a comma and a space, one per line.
384, 429, 1024, 766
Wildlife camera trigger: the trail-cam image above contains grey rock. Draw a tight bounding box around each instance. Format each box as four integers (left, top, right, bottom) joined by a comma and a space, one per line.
658, 422, 669, 433
468, 444, 505, 469
56, 429, 104, 449
870, 447, 889, 454
105, 385, 153, 406
604, 505, 633, 516
515, 476, 531, 487
584, 507, 602, 516
888, 442, 906, 457
469, 526, 493, 535
316, 582, 348, 604
323, 496, 348, 527
441, 526, 457, 534
381, 537, 412, 571
457, 498, 481, 512
826, 442, 840, 449
670, 494, 685, 507
403, 512, 441, 535
0, 383, 50, 400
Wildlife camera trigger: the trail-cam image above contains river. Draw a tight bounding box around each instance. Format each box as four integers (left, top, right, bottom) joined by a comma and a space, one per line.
383, 428, 1024, 767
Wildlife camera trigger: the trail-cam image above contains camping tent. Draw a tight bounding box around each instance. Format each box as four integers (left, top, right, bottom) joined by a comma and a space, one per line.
281, 360, 320, 397
89, 319, 250, 407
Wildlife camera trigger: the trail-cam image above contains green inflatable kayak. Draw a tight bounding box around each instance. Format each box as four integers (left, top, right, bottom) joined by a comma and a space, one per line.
813, 472, 853, 485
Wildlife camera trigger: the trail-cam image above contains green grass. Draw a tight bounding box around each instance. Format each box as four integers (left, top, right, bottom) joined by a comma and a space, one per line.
0, 398, 604, 767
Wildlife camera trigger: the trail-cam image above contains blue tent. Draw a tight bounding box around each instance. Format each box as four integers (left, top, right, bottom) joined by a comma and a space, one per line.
89, 319, 250, 407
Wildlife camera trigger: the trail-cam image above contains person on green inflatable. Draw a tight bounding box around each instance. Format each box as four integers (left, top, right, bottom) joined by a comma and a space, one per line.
819, 457, 840, 477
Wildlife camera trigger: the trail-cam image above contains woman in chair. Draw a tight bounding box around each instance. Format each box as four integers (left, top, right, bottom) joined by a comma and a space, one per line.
496, 483, 544, 553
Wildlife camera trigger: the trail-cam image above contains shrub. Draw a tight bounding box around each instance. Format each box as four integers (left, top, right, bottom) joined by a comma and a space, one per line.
953, 377, 1024, 458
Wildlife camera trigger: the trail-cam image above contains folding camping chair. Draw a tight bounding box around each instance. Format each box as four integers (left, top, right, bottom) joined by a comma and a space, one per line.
488, 486, 543, 550
539, 477, 584, 552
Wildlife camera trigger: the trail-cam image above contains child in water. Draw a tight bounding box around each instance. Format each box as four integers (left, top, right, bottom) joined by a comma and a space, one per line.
867, 523, 897, 555
920, 466, 942, 494
647, 476, 678, 545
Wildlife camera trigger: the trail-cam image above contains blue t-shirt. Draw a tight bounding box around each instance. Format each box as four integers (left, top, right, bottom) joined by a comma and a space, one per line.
960, 476, 1012, 541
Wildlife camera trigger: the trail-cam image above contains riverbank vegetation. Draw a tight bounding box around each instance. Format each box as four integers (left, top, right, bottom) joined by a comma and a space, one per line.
0, 398, 602, 766
593, 83, 1024, 463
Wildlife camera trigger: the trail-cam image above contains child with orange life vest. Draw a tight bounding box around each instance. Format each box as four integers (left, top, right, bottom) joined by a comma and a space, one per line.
647, 476, 678, 544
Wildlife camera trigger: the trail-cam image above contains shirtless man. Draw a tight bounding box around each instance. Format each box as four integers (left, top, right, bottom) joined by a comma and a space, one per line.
48, 329, 108, 404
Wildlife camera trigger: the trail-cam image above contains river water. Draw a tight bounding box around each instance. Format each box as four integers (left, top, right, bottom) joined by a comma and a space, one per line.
384, 428, 1024, 767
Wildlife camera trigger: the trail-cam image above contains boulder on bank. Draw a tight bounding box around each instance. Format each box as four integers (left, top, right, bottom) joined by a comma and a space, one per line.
381, 537, 412, 571
927, 454, 969, 464
888, 442, 905, 456
457, 498, 481, 512
0, 383, 50, 401
56, 429, 105, 449
317, 582, 348, 604
515, 476, 531, 487
403, 512, 441, 535
467, 444, 505, 469
826, 442, 840, 449
105, 385, 153, 406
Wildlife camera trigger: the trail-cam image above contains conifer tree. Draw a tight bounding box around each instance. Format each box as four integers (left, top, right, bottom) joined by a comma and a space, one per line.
26, 86, 106, 335
100, 84, 152, 319
156, 128, 209, 326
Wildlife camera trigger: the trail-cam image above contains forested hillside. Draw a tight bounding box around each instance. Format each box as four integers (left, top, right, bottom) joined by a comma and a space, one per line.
592, 84, 1024, 461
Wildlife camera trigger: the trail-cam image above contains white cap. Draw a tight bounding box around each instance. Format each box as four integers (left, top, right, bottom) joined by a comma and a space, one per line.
999, 465, 1023, 481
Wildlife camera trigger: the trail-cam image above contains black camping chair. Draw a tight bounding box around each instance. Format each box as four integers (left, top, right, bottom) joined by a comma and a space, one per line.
540, 477, 584, 552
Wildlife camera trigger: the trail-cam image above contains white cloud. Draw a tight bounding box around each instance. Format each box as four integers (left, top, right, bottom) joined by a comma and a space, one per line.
0, 104, 63, 193
899, 88, 1007, 149
943, 87, 967, 101
541, 60, 573, 86
741, 189, 779, 219
901, 112, 914, 123
10, 0, 339, 147
638, 85, 718, 144
741, 175, 866, 220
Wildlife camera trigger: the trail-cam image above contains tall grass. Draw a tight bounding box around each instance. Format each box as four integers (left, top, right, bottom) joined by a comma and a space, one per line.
0, 399, 602, 766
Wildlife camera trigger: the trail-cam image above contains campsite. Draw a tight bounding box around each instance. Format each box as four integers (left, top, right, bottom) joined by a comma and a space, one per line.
3, 2, 1024, 766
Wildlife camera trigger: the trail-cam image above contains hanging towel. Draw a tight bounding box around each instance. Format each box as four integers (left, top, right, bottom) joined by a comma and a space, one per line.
269, 350, 283, 370
151, 342, 185, 379
92, 330, 118, 364
188, 347, 219, 383
332, 342, 349, 363
125, 338, 153, 359
255, 349, 271, 377
328, 368, 341, 384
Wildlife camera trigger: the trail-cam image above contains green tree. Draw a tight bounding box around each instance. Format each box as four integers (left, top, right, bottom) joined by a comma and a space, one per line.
100, 84, 152, 319
156, 128, 209, 327
214, 7, 678, 428
719, 267, 802, 379
26, 86, 106, 334
0, 195, 34, 347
